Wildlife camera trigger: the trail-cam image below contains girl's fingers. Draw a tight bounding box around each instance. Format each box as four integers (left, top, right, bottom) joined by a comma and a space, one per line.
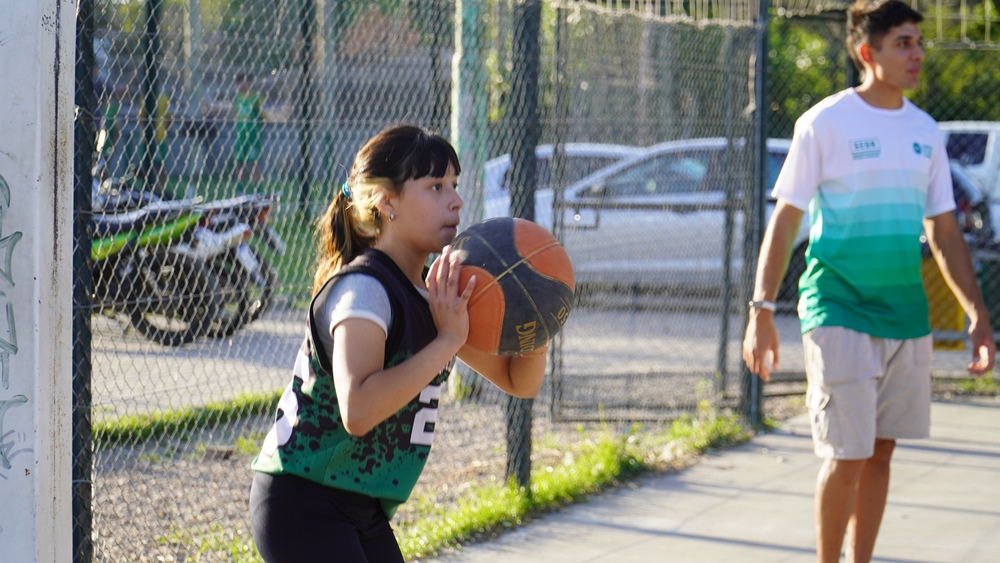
448, 249, 462, 289
460, 275, 476, 307
436, 247, 451, 286
427, 255, 441, 287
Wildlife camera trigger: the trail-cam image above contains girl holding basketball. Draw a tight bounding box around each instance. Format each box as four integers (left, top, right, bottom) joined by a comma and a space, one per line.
249, 124, 548, 562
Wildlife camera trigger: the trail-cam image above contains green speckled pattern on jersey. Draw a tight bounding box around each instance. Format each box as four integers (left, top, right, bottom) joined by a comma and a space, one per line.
252, 250, 448, 518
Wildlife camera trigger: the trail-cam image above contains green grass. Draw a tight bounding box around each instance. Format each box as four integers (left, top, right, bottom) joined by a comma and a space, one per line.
93, 391, 281, 448
956, 373, 997, 395
157, 402, 751, 561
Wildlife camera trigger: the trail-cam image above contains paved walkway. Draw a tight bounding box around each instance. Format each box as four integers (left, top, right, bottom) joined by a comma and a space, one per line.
428, 397, 1000, 563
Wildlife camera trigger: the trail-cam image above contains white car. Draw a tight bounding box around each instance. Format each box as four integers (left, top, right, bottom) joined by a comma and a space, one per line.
485, 138, 808, 301
940, 121, 1000, 238
482, 142, 644, 214
940, 121, 1000, 194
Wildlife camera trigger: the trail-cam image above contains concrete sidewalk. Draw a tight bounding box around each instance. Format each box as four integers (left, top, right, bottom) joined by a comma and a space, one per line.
428, 398, 1000, 563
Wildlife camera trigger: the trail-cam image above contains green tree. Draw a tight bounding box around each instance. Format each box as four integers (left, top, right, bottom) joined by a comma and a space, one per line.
766, 16, 843, 138
912, 3, 1000, 122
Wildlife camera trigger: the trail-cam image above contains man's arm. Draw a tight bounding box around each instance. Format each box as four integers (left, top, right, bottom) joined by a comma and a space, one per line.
742, 200, 806, 382
924, 212, 996, 375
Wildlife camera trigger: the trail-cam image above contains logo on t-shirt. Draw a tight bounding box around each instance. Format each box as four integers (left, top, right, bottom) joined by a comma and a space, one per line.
913, 142, 933, 159
850, 138, 881, 160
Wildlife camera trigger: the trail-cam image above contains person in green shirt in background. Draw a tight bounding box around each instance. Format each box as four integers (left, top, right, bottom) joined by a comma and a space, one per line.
232, 72, 266, 193
138, 90, 172, 197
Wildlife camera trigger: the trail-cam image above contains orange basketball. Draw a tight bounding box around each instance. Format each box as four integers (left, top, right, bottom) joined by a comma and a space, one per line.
451, 217, 575, 356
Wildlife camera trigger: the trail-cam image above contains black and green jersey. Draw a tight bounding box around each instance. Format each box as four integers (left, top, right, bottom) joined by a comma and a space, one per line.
252, 249, 449, 518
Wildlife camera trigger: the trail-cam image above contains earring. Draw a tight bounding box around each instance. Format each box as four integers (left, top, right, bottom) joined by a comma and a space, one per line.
389, 212, 395, 222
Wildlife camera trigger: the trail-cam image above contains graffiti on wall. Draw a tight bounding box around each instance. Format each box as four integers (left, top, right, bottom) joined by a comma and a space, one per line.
0, 173, 26, 479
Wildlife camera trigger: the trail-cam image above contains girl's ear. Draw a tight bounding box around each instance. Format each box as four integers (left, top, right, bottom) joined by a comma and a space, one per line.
373, 186, 396, 221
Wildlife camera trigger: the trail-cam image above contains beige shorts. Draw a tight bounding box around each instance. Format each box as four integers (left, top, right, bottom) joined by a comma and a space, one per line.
803, 326, 932, 460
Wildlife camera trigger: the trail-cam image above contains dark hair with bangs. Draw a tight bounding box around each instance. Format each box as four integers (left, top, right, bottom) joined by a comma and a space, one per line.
377, 126, 462, 184
312, 124, 461, 293
847, 0, 924, 73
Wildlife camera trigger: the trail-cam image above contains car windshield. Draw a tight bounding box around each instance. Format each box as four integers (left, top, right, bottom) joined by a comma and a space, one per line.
599, 150, 718, 196
502, 155, 626, 192
579, 145, 789, 199
946, 133, 989, 166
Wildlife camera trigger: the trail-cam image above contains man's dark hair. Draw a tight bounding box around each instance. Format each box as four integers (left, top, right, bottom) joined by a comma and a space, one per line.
847, 0, 924, 72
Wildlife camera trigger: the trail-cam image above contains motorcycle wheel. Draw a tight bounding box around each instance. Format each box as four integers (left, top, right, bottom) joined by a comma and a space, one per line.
205, 253, 252, 338
247, 256, 278, 322
129, 250, 220, 346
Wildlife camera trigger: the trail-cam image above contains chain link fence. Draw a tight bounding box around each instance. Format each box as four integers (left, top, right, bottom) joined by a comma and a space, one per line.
72, 0, 999, 560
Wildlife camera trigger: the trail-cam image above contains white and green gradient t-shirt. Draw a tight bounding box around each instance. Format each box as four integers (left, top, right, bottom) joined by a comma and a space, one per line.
773, 89, 955, 339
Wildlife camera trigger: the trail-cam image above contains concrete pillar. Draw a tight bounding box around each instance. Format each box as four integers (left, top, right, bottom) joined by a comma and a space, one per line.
0, 0, 75, 560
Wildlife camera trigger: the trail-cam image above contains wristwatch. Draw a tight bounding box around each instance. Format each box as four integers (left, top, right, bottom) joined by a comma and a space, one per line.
748, 300, 777, 312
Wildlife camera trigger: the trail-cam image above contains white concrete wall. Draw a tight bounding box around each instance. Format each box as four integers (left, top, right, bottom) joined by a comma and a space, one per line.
0, 0, 75, 561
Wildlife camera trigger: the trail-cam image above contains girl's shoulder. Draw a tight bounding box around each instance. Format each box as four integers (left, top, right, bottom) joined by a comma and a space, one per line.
312, 271, 393, 345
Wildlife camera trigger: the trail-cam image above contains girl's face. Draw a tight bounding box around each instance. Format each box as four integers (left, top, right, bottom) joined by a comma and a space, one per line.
390, 163, 463, 253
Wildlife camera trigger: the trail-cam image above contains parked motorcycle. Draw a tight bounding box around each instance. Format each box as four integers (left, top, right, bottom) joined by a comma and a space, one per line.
171, 193, 284, 337
91, 196, 221, 346
91, 153, 284, 339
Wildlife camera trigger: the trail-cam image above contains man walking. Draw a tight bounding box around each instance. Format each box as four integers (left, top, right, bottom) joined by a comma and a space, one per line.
742, 1, 995, 561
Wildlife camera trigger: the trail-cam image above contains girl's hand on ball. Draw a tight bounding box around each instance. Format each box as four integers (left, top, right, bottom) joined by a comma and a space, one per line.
428, 246, 476, 350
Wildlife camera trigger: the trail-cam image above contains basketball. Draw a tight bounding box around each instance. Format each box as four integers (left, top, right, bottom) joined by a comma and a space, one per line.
451, 217, 575, 356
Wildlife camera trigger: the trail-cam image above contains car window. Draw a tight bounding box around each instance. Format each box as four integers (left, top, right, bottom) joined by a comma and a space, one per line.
599, 150, 719, 197
502, 155, 626, 191
540, 156, 625, 189
946, 133, 988, 166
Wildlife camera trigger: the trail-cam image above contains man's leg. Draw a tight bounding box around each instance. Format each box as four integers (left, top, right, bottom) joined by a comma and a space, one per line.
815, 457, 865, 563
846, 438, 896, 563
804, 327, 889, 563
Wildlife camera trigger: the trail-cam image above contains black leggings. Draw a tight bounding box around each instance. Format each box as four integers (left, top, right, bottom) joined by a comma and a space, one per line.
249, 471, 405, 563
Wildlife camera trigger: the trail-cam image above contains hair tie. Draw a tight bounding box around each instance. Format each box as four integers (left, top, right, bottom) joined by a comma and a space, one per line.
340, 181, 352, 200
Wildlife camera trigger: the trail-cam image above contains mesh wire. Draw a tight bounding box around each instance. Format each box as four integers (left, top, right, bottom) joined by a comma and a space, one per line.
73, 0, 999, 560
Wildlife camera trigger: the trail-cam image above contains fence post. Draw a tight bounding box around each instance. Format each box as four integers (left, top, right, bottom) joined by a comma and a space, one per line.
548, 5, 571, 420
717, 27, 737, 398
141, 0, 163, 194
505, 0, 542, 490
298, 0, 318, 212
0, 0, 75, 560
451, 0, 489, 227
73, 2, 97, 561
741, 0, 770, 428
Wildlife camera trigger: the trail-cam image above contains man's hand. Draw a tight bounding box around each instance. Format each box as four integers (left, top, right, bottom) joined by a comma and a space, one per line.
967, 316, 996, 376
743, 310, 780, 382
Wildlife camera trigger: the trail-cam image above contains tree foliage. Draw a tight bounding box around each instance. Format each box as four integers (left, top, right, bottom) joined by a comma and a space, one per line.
768, 4, 1000, 134
766, 16, 844, 138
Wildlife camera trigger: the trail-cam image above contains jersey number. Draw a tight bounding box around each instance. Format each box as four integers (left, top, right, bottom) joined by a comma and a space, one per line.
410, 384, 442, 446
